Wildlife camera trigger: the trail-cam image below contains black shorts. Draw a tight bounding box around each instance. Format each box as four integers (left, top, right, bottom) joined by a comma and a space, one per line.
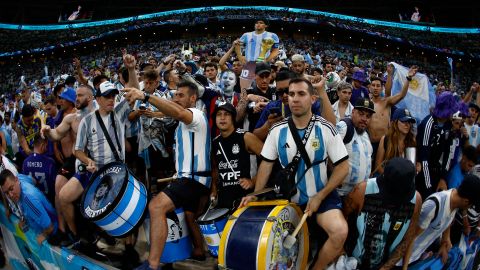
162, 178, 209, 212
302, 189, 343, 215
59, 156, 76, 179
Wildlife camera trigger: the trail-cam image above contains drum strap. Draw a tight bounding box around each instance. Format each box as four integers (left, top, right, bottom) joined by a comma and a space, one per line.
95, 110, 123, 162
218, 141, 237, 179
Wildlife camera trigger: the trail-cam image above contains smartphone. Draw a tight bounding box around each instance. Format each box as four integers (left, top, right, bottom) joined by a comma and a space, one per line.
269, 107, 281, 115
139, 104, 147, 110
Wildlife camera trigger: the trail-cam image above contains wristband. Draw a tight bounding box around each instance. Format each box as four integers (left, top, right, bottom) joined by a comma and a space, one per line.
406, 76, 412, 81
143, 92, 150, 103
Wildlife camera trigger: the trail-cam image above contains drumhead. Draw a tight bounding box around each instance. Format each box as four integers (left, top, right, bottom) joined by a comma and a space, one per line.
80, 162, 129, 220
198, 208, 229, 222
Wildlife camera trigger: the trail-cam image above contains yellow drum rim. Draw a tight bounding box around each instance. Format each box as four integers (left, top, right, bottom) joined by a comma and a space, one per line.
257, 204, 283, 270
258, 203, 309, 270
218, 206, 248, 266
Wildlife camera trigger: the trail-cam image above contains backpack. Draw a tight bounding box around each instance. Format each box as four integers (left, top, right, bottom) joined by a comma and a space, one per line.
340, 117, 355, 144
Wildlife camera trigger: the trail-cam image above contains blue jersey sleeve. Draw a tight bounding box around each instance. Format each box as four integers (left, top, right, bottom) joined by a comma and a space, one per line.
23, 193, 53, 233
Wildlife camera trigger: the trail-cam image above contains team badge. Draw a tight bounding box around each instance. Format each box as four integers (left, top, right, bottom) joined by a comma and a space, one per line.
393, 221, 403, 231
311, 138, 320, 151
232, 144, 240, 154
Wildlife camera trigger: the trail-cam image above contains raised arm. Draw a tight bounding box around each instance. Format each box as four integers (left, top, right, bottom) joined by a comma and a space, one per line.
123, 88, 194, 124
313, 76, 336, 125
219, 40, 239, 72
386, 66, 417, 106
73, 58, 88, 86
123, 53, 140, 90
384, 64, 394, 97
41, 114, 73, 141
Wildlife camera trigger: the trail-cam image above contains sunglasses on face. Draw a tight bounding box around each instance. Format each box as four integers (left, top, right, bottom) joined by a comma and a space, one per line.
276, 88, 289, 96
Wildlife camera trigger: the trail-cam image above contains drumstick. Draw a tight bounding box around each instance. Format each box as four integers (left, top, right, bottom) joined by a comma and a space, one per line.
283, 212, 309, 249
246, 187, 275, 197
157, 177, 175, 183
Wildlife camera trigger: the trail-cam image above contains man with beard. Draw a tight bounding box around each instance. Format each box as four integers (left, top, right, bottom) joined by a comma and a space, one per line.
124, 80, 211, 270
368, 66, 415, 164
41, 85, 94, 236
336, 98, 375, 197
241, 78, 349, 270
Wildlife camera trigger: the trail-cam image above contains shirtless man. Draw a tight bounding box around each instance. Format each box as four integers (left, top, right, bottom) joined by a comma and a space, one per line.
41, 85, 94, 234
367, 65, 416, 164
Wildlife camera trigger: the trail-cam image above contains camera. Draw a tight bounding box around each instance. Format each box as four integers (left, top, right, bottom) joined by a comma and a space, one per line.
139, 104, 147, 110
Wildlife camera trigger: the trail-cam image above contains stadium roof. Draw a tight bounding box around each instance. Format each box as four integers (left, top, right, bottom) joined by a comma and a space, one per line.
0, 0, 478, 27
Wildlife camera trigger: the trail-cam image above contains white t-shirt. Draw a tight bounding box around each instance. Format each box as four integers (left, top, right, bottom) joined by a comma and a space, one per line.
261, 116, 348, 205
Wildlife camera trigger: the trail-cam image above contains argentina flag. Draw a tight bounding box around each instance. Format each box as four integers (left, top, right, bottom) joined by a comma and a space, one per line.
390, 62, 436, 121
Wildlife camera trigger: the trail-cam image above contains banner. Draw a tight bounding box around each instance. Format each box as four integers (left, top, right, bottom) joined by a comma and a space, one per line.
390, 62, 436, 121
0, 204, 114, 270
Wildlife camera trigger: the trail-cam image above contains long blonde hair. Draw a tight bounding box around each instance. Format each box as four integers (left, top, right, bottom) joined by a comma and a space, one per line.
384, 120, 416, 161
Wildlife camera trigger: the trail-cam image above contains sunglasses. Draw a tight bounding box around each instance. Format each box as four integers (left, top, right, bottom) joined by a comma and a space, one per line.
276, 88, 289, 96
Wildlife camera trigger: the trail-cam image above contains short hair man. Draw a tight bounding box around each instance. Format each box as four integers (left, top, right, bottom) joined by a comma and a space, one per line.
0, 169, 59, 245
124, 80, 212, 270
241, 78, 350, 269
211, 102, 263, 209
402, 174, 480, 266
332, 82, 354, 123
22, 134, 57, 205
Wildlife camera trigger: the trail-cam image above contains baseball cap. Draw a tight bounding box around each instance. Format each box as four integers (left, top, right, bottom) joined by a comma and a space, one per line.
96, 81, 119, 97
59, 87, 76, 104
392, 108, 416, 123
354, 98, 375, 114
255, 62, 271, 75
213, 102, 237, 121
457, 174, 480, 209
377, 157, 416, 205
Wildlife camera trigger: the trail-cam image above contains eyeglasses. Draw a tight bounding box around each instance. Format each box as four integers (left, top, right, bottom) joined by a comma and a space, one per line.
276, 88, 289, 96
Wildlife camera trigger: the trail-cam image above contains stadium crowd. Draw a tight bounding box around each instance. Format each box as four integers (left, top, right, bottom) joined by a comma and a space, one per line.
1, 16, 480, 270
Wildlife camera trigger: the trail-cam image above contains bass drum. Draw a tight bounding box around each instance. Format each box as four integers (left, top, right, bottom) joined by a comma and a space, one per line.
218, 200, 308, 270
80, 162, 147, 237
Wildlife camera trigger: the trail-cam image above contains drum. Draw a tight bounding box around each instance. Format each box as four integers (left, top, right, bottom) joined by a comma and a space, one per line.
143, 208, 193, 263
218, 200, 309, 270
198, 208, 229, 257
80, 162, 147, 237
160, 208, 193, 263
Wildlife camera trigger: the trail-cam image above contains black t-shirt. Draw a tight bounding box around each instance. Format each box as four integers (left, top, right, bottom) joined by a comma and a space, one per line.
212, 129, 253, 209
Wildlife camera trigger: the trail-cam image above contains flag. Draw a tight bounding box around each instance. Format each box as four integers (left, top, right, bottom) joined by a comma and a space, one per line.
447, 57, 453, 71
390, 62, 436, 121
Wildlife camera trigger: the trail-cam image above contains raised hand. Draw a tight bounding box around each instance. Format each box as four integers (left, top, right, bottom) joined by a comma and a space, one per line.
123, 54, 136, 70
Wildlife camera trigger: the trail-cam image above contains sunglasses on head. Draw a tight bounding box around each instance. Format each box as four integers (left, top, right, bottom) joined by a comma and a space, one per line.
276, 87, 289, 95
